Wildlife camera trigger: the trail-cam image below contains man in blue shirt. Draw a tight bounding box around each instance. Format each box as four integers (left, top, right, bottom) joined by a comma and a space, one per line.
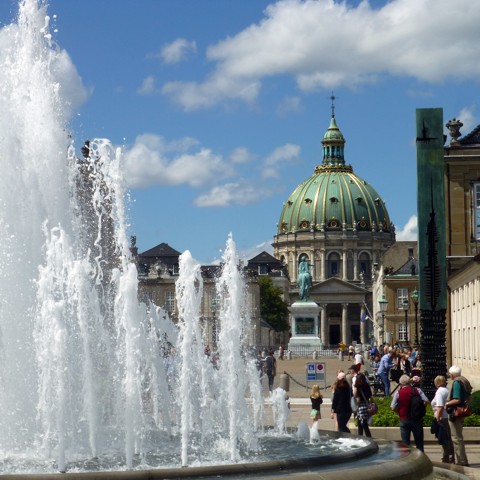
377, 349, 396, 396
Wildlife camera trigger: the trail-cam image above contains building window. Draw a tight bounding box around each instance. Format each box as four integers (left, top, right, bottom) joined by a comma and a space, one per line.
396, 288, 409, 310
408, 248, 414, 258
172, 264, 179, 275
398, 322, 407, 342
165, 291, 175, 313
474, 183, 480, 239
258, 265, 269, 275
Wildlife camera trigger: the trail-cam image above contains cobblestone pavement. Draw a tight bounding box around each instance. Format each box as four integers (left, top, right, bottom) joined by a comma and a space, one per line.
259, 354, 480, 474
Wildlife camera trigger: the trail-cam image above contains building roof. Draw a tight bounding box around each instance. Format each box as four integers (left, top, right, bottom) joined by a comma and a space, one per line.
277, 113, 393, 236
140, 242, 181, 258
389, 256, 418, 276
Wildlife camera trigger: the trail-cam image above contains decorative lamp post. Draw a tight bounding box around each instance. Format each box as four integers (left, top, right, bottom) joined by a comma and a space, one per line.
411, 289, 419, 347
378, 294, 388, 345
402, 298, 410, 346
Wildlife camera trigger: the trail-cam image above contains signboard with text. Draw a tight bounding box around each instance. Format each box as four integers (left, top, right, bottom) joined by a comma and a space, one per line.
306, 362, 326, 390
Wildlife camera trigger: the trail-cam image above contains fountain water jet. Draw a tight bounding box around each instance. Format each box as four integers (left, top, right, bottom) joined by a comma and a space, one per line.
0, 1, 447, 479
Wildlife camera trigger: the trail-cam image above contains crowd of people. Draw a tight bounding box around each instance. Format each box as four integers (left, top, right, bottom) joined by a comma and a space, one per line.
302, 342, 472, 467
239, 343, 472, 467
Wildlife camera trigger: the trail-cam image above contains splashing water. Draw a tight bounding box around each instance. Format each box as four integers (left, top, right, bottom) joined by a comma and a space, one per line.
270, 387, 291, 434
0, 2, 265, 473
0, 0, 367, 475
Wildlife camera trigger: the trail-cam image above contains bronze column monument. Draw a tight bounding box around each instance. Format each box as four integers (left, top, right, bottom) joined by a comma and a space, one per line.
415, 108, 447, 399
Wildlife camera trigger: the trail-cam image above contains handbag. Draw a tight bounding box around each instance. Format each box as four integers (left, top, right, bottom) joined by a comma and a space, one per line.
360, 389, 377, 416
454, 405, 472, 418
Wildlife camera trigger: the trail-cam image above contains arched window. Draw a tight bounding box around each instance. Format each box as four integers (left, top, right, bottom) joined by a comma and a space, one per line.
327, 252, 340, 278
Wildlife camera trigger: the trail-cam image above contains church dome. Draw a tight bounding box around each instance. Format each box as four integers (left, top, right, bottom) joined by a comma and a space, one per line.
277, 114, 392, 234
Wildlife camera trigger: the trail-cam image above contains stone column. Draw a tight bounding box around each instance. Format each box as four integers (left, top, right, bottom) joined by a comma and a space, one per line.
353, 251, 358, 281
342, 303, 349, 344
320, 249, 325, 281
360, 307, 367, 344
292, 253, 298, 284
342, 250, 348, 281
320, 305, 327, 346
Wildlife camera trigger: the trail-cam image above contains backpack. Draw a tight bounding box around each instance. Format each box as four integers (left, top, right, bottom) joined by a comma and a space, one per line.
409, 386, 426, 421
455, 376, 473, 406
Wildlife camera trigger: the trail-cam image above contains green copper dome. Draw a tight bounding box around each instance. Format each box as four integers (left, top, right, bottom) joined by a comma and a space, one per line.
278, 115, 392, 234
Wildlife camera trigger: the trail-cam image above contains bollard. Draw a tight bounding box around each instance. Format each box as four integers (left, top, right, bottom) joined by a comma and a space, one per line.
312, 350, 317, 360
279, 373, 290, 391
286, 350, 292, 360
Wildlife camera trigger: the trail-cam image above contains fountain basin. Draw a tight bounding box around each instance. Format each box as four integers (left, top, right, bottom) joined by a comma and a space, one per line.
0, 431, 439, 480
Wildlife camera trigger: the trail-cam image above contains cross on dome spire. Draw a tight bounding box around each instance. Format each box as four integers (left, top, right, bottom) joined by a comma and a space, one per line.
329, 92, 337, 118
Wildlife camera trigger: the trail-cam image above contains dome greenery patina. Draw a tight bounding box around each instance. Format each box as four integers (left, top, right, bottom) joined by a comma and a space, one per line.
278, 115, 392, 234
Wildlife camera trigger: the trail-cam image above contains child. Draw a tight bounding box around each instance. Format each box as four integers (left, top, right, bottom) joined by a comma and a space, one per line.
310, 384, 323, 423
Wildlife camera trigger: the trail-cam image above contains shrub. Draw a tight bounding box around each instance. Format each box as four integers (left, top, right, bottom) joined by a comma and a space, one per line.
370, 396, 480, 427
469, 390, 480, 415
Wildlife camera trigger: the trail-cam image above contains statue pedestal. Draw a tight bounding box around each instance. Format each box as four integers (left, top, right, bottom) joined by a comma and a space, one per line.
288, 301, 322, 354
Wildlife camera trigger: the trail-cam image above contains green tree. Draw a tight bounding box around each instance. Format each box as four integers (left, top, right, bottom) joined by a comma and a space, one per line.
257, 277, 290, 332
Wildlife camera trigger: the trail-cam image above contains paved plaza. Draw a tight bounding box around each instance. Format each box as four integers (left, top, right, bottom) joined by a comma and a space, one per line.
260, 354, 480, 477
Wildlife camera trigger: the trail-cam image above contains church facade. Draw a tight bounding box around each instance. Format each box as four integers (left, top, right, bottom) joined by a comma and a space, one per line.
273, 111, 395, 347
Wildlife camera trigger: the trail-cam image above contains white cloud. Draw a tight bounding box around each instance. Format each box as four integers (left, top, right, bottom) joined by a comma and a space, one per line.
262, 143, 301, 178
276, 96, 303, 117
229, 147, 255, 164
162, 0, 480, 110
238, 240, 274, 263
160, 38, 197, 64
122, 134, 234, 188
396, 215, 417, 241
52, 49, 90, 117
457, 105, 477, 136
137, 75, 160, 95
194, 182, 272, 207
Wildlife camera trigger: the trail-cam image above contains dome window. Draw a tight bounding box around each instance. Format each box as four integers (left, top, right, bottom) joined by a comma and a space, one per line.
375, 197, 381, 205
328, 219, 340, 228
355, 197, 363, 204
281, 222, 288, 231
329, 197, 339, 204
287, 200, 293, 206
300, 220, 310, 229
357, 218, 369, 230
305, 198, 312, 205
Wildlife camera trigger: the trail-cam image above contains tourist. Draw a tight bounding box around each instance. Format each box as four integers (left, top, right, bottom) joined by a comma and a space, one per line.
265, 350, 277, 392
446, 365, 472, 466
346, 364, 357, 388
338, 341, 346, 361
390, 374, 429, 451
371, 354, 381, 372
279, 344, 285, 360
331, 372, 352, 433
376, 348, 396, 396
310, 384, 323, 424
353, 372, 373, 437
348, 344, 354, 361
432, 375, 454, 464
354, 349, 364, 373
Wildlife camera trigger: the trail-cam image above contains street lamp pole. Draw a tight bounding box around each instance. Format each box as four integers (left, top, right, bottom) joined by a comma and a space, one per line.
411, 289, 419, 347
378, 294, 388, 345
402, 298, 410, 346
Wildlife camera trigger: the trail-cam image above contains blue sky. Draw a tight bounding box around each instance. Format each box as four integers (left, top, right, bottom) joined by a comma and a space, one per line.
1, 0, 479, 264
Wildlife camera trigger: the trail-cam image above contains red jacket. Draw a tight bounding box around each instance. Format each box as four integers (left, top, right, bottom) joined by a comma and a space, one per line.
397, 386, 419, 420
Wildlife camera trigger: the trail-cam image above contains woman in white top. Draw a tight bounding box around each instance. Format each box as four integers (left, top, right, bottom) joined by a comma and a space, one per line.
432, 375, 454, 464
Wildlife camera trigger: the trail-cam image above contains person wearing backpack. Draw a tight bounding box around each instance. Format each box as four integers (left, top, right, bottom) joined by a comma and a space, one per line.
390, 374, 429, 451
445, 365, 471, 467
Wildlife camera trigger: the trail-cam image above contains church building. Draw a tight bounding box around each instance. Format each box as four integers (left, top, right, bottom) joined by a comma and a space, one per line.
273, 108, 395, 347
